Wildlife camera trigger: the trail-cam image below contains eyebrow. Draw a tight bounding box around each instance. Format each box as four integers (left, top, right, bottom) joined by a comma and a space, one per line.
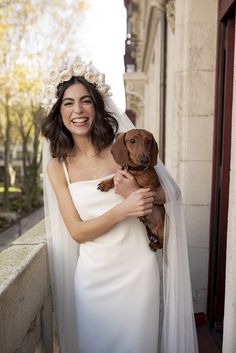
62, 95, 91, 102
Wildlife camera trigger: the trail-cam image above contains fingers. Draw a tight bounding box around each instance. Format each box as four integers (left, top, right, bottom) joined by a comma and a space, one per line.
134, 188, 156, 199
114, 170, 141, 198
117, 169, 134, 180
137, 205, 153, 217
134, 187, 150, 193
134, 192, 154, 215
143, 208, 153, 216
134, 188, 154, 198
114, 177, 122, 190
114, 176, 121, 183
121, 187, 154, 218
114, 169, 128, 179
114, 171, 122, 186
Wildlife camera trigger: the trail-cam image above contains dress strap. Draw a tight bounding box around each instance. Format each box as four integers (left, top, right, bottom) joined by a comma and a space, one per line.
62, 161, 71, 185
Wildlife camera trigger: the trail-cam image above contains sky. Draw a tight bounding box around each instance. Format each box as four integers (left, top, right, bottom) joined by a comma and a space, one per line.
79, 0, 127, 109
5, 0, 127, 110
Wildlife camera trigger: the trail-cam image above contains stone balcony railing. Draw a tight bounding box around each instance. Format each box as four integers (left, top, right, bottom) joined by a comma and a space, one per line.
0, 220, 55, 353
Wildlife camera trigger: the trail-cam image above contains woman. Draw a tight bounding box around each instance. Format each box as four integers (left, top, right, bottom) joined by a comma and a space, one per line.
41, 57, 199, 353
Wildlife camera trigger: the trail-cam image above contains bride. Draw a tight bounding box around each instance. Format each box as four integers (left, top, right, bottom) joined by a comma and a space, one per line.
41, 56, 199, 353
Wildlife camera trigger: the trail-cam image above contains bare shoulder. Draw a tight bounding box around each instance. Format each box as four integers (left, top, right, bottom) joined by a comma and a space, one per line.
47, 158, 61, 178
47, 158, 66, 187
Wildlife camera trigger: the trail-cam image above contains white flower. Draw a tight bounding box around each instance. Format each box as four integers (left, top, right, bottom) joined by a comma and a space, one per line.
96, 73, 105, 86
50, 97, 58, 106
59, 59, 69, 72
43, 78, 51, 85
60, 69, 72, 82
44, 85, 57, 99
73, 55, 82, 63
72, 61, 87, 76
97, 84, 111, 97
48, 70, 60, 85
87, 61, 97, 74
41, 97, 57, 111
41, 98, 50, 108
84, 71, 97, 84
41, 57, 112, 111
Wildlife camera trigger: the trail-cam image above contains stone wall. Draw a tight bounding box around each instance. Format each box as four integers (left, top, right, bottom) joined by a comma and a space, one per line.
0, 220, 53, 353
165, 0, 217, 312
126, 0, 218, 313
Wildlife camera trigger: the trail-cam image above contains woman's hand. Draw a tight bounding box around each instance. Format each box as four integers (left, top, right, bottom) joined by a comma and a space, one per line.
117, 188, 155, 219
114, 169, 139, 198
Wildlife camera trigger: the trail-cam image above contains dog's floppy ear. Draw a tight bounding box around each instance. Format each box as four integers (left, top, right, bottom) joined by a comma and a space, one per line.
111, 133, 129, 166
150, 135, 158, 167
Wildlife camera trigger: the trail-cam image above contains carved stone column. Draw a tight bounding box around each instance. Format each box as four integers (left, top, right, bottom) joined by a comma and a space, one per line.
166, 0, 175, 33
123, 71, 146, 127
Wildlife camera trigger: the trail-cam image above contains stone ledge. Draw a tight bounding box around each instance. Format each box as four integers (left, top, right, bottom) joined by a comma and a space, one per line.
0, 220, 53, 353
0, 220, 46, 295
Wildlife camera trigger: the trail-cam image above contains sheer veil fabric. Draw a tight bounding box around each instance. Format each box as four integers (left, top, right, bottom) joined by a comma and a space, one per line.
43, 97, 199, 353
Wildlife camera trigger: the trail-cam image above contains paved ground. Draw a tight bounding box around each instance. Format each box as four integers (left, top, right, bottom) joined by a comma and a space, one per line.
0, 206, 44, 252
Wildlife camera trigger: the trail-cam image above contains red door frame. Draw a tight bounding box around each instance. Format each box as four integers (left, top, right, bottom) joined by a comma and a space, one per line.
207, 0, 235, 331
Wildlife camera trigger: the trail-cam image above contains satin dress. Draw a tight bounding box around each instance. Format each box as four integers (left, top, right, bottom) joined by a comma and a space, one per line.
62, 163, 160, 353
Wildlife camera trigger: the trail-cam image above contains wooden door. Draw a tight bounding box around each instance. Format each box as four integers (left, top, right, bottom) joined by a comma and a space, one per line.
207, 0, 235, 335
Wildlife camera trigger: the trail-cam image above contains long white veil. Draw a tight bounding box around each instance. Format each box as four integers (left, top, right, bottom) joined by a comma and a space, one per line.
43, 96, 199, 353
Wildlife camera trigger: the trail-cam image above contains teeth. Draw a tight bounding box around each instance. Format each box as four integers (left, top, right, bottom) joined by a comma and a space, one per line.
72, 118, 87, 123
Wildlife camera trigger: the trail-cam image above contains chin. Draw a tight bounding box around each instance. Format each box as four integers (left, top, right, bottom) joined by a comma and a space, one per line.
72, 127, 92, 137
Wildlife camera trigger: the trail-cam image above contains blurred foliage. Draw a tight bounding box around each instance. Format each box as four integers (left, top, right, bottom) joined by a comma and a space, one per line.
0, 186, 21, 192
0, 0, 87, 214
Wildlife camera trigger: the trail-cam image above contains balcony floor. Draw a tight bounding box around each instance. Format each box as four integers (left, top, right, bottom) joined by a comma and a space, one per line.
197, 327, 222, 353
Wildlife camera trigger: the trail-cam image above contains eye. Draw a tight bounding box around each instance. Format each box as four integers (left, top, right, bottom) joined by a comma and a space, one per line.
64, 102, 73, 106
82, 98, 93, 104
130, 138, 136, 144
146, 139, 152, 144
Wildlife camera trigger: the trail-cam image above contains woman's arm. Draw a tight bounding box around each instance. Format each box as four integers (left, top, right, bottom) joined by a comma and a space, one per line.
47, 159, 154, 244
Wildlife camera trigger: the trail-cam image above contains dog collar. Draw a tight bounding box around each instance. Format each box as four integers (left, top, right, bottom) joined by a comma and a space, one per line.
122, 164, 149, 172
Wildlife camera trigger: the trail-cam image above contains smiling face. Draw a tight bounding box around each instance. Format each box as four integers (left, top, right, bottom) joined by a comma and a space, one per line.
60, 82, 96, 138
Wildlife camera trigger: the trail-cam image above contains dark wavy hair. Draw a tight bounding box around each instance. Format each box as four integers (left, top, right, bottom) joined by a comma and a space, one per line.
41, 76, 119, 161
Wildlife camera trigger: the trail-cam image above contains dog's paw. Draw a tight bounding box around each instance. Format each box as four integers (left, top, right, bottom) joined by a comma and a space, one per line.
97, 178, 114, 192
149, 242, 159, 252
97, 182, 105, 191
97, 181, 111, 192
147, 233, 163, 251
149, 238, 163, 251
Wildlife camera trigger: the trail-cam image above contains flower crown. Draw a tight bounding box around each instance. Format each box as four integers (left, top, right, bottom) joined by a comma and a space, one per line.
41, 56, 112, 112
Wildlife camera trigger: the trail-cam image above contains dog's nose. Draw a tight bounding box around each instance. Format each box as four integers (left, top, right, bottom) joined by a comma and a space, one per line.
139, 154, 150, 164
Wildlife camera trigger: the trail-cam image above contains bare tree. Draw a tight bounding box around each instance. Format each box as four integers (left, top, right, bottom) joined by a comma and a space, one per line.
0, 0, 87, 212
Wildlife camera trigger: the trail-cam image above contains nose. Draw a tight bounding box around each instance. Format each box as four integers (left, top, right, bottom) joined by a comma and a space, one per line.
74, 101, 84, 114
139, 154, 150, 165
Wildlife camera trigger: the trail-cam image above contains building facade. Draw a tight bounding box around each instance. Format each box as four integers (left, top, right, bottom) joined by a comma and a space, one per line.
123, 1, 236, 352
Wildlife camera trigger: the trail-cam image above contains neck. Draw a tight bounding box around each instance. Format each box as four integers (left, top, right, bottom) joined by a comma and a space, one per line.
71, 136, 97, 159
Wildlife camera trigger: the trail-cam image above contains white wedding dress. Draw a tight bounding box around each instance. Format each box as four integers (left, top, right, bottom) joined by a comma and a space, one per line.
62, 163, 160, 353
44, 98, 199, 353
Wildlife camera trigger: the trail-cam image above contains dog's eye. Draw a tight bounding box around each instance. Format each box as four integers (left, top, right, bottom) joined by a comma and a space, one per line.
130, 138, 136, 144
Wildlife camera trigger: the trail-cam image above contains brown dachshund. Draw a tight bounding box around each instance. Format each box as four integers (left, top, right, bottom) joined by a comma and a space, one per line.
97, 129, 165, 251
